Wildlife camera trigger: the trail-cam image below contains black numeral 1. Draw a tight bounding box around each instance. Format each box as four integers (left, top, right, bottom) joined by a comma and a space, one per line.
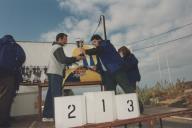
102, 99, 105, 112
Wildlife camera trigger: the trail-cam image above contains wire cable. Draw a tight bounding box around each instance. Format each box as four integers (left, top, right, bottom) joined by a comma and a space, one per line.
87, 16, 102, 43
133, 33, 192, 51
126, 21, 192, 46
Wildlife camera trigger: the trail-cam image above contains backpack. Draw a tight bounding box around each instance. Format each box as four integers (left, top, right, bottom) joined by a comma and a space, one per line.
0, 35, 26, 72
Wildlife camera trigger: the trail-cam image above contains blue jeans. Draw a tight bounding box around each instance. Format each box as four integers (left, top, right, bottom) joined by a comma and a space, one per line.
43, 74, 63, 118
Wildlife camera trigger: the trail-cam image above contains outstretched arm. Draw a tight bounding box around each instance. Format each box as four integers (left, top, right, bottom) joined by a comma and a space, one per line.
80, 46, 104, 56
54, 47, 81, 65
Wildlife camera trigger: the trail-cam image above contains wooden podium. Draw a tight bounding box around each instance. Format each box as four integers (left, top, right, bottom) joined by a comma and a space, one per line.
37, 81, 102, 118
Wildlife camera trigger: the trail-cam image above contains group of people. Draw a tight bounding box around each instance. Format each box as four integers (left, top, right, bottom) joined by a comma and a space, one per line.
42, 33, 141, 121
0, 33, 142, 127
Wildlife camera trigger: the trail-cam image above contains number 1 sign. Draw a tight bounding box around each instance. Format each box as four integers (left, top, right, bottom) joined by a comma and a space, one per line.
54, 96, 86, 128
115, 93, 140, 120
84, 91, 117, 123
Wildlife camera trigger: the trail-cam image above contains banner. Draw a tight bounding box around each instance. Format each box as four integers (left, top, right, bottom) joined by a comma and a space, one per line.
18, 42, 101, 84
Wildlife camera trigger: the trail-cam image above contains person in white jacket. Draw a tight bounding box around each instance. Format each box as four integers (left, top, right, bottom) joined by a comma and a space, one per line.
42, 33, 83, 121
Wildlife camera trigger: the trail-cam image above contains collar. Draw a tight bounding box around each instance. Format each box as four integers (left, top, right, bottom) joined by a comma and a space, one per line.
52, 42, 64, 46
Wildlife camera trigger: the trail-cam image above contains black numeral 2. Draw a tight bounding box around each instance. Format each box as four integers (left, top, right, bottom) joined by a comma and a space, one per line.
68, 104, 76, 118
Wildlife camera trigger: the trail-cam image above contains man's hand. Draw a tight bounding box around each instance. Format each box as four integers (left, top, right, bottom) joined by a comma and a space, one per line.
79, 48, 86, 55
75, 55, 84, 61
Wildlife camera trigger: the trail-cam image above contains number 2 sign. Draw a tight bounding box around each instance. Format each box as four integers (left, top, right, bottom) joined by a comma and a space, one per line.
54, 96, 86, 128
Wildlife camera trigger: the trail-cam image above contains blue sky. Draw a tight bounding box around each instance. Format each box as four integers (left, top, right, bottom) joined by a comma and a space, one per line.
0, 0, 64, 41
1, 0, 192, 86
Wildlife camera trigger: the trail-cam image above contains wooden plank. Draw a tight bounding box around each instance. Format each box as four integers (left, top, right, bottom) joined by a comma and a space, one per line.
77, 108, 192, 128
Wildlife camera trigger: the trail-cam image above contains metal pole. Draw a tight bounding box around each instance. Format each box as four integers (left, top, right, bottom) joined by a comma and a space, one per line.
101, 15, 107, 40
159, 118, 163, 128
157, 53, 162, 82
166, 55, 172, 84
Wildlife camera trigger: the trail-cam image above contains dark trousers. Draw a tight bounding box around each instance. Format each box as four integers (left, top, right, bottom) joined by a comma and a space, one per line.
43, 74, 63, 118
101, 68, 135, 93
0, 76, 15, 127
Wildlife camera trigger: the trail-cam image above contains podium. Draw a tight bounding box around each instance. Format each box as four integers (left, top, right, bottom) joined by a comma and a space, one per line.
54, 92, 141, 128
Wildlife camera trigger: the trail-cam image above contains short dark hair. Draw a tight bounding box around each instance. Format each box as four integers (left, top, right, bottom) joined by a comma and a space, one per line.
56, 33, 68, 41
91, 34, 103, 41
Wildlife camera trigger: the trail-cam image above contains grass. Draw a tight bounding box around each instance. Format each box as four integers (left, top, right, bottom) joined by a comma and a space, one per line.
137, 79, 187, 106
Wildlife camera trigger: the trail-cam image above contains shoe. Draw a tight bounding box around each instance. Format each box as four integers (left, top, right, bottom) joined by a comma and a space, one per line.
42, 118, 54, 122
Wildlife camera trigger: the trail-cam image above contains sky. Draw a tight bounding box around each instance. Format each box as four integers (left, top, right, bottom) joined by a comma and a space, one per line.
1, 0, 192, 87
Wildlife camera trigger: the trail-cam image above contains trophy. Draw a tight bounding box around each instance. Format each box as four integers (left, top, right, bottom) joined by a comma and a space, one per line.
40, 66, 48, 83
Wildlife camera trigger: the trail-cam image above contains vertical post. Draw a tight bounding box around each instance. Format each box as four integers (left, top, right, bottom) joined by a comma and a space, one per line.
157, 53, 162, 82
159, 118, 163, 128
138, 122, 142, 128
38, 83, 42, 119
101, 15, 107, 40
166, 56, 172, 84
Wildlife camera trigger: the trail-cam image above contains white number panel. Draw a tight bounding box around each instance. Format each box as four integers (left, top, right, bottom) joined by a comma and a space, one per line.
84, 91, 117, 123
54, 95, 86, 128
115, 93, 140, 120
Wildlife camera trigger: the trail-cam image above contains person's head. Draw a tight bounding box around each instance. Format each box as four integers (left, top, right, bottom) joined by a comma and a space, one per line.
91, 34, 103, 47
118, 46, 131, 58
56, 33, 68, 45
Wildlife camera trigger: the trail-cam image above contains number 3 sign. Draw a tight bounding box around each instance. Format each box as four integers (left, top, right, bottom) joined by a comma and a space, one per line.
115, 93, 140, 120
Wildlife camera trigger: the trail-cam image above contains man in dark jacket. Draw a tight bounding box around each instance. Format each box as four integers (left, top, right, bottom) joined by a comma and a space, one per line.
81, 34, 134, 93
0, 35, 26, 128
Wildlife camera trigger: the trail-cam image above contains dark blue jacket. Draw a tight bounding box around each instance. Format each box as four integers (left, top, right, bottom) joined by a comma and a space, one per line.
0, 35, 26, 90
122, 54, 141, 82
85, 40, 123, 73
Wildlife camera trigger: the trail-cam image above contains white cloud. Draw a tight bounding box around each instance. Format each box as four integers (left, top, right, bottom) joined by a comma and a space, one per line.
40, 31, 58, 42
40, 0, 192, 86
